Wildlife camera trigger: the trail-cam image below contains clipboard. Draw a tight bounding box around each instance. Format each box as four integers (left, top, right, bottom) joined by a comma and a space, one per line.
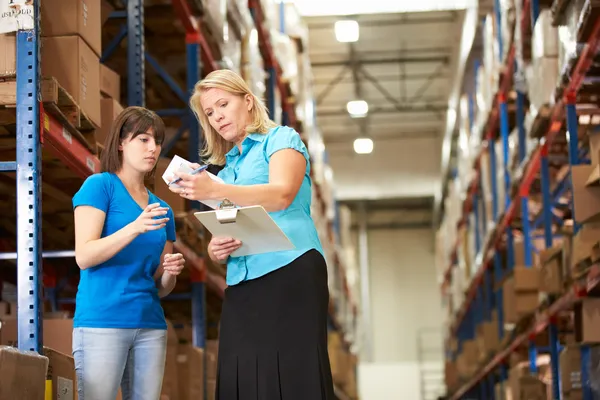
193, 199, 295, 257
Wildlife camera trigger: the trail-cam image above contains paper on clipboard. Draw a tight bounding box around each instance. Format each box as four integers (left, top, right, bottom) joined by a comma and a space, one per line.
193, 204, 295, 257
161, 155, 224, 209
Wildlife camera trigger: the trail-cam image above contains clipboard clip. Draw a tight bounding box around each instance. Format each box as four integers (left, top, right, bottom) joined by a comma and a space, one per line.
215, 199, 238, 224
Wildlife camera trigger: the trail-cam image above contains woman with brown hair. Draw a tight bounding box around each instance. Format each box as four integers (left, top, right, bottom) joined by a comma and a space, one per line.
169, 69, 335, 400
71, 106, 186, 399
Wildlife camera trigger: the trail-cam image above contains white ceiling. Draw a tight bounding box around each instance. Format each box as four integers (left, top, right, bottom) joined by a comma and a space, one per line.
305, 11, 466, 206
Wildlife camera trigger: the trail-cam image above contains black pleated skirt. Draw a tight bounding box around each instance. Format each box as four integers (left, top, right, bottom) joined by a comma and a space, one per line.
215, 249, 335, 400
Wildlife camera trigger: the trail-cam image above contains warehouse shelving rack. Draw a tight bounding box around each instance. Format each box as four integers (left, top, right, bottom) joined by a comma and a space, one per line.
439, 0, 600, 398
1, 0, 357, 394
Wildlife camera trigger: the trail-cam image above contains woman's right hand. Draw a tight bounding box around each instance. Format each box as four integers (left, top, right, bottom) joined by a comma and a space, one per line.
130, 203, 170, 234
208, 236, 242, 262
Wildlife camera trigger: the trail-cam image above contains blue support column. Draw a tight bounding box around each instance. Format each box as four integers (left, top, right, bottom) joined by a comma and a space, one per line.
566, 100, 580, 233
521, 196, 533, 268
500, 96, 511, 209
528, 340, 538, 373
541, 149, 554, 248
580, 345, 592, 400
548, 322, 562, 399
16, 3, 43, 353
191, 282, 206, 348
186, 40, 202, 167
516, 91, 526, 163
489, 139, 499, 220
493, 0, 504, 60
267, 66, 276, 120
185, 35, 207, 355
474, 197, 482, 255
127, 0, 145, 106
530, 0, 540, 29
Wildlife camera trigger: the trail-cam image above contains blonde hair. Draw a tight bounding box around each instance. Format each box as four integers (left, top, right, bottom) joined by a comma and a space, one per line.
190, 69, 277, 165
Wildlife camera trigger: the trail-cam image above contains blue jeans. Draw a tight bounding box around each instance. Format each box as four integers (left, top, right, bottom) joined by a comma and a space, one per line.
72, 327, 167, 400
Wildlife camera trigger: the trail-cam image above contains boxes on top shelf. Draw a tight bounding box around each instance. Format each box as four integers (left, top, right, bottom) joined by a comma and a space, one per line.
202, 0, 228, 47
41, 0, 102, 57
240, 28, 267, 103
100, 64, 121, 101
0, 34, 15, 78
498, 0, 516, 63
41, 35, 102, 128
532, 9, 559, 60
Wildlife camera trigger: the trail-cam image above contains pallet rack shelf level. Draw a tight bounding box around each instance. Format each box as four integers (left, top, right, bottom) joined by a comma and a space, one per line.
441, 0, 600, 398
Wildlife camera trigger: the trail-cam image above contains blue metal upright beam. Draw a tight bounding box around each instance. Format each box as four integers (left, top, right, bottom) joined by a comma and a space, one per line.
185, 34, 207, 353
548, 322, 562, 398
530, 0, 540, 29
516, 92, 526, 163
580, 345, 592, 400
16, 1, 43, 353
493, 0, 504, 61
127, 0, 145, 106
186, 39, 202, 168
267, 66, 276, 120
489, 138, 499, 220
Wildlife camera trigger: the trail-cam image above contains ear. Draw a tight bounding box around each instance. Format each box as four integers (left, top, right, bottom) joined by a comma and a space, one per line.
245, 94, 254, 112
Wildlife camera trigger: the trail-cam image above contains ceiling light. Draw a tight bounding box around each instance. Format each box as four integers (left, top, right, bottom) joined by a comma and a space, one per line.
347, 100, 368, 118
335, 20, 359, 43
353, 138, 373, 154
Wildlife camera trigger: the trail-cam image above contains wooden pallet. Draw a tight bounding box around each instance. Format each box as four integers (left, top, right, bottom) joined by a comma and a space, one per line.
0, 76, 98, 154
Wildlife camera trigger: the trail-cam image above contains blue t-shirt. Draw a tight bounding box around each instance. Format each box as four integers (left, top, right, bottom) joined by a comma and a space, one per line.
218, 126, 324, 286
71, 172, 176, 329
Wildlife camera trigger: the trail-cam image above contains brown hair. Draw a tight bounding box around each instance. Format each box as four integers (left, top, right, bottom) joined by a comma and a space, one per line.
100, 106, 166, 173
190, 69, 277, 166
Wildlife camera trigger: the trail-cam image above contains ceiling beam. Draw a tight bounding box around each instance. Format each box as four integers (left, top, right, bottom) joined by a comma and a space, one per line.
324, 130, 440, 144
311, 56, 449, 68
318, 104, 446, 116
307, 15, 458, 30
313, 73, 449, 85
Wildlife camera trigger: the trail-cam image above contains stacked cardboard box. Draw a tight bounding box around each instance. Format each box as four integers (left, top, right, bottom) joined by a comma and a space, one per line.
98, 64, 124, 150
0, 346, 49, 400
526, 9, 559, 115
40, 0, 102, 129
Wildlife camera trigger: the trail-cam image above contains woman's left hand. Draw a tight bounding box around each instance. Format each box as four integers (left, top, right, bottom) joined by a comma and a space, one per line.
163, 253, 185, 276
168, 164, 216, 201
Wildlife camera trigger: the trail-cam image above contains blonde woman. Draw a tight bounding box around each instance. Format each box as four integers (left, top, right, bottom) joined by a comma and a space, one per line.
169, 69, 335, 399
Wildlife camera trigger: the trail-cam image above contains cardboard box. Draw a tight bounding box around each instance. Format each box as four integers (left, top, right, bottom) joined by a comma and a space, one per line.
206, 340, 218, 380
574, 298, 600, 344
532, 9, 558, 60
177, 345, 204, 400
572, 165, 600, 223
0, 319, 73, 356
519, 375, 547, 400
43, 347, 76, 400
41, 36, 101, 128
100, 64, 121, 101
0, 346, 49, 400
0, 34, 15, 77
98, 98, 124, 147
503, 276, 539, 324
161, 320, 180, 400
41, 0, 102, 57
539, 246, 563, 294
559, 345, 581, 393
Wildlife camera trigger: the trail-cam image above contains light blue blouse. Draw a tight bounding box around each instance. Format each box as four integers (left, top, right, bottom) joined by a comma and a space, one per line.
217, 126, 324, 286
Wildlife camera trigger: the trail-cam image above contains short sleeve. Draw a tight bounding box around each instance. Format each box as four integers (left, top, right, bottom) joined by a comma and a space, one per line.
72, 173, 111, 213
265, 126, 310, 165
165, 207, 176, 242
